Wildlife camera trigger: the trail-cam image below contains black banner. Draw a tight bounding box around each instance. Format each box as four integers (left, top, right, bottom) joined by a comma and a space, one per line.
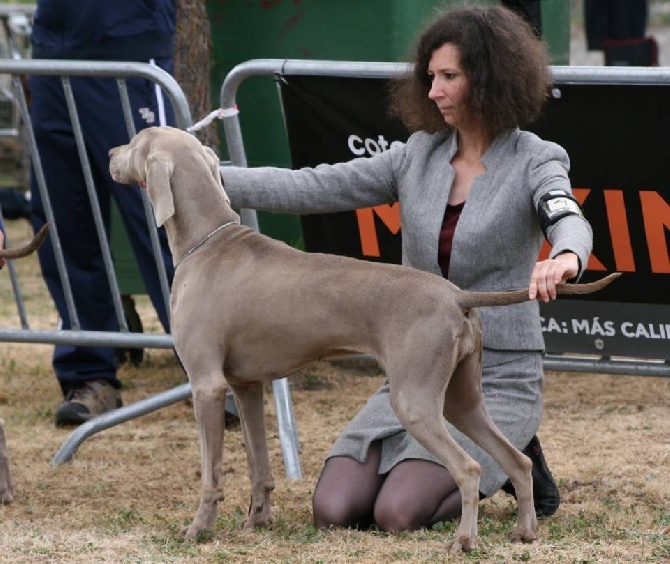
279, 75, 670, 360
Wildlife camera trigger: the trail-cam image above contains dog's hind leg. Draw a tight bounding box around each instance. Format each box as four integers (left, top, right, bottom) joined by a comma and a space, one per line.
229, 382, 275, 529
386, 349, 482, 554
182, 375, 227, 541
443, 352, 537, 544
0, 418, 14, 505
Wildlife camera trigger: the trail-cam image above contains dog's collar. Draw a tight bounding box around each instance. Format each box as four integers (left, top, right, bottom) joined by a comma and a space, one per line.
174, 221, 238, 270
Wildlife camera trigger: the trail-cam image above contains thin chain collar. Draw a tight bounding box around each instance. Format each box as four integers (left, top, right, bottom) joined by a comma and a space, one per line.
174, 221, 237, 270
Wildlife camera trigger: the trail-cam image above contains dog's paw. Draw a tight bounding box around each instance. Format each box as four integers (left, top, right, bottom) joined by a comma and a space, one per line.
509, 525, 538, 544
180, 522, 208, 542
243, 511, 272, 530
0, 489, 13, 505
446, 534, 476, 555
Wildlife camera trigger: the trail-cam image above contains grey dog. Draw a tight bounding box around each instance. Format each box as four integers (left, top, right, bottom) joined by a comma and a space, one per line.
109, 126, 618, 554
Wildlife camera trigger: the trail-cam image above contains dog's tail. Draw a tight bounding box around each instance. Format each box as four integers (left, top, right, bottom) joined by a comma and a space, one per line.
0, 224, 49, 260
455, 272, 621, 310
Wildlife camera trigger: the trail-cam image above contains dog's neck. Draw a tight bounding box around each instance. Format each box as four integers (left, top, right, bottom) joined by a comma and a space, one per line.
165, 206, 239, 264
172, 219, 238, 269
162, 166, 241, 265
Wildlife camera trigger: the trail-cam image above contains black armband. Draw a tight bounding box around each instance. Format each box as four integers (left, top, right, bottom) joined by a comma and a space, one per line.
537, 190, 584, 237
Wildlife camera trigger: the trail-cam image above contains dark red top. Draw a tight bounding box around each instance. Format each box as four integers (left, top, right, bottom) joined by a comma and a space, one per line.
438, 201, 465, 278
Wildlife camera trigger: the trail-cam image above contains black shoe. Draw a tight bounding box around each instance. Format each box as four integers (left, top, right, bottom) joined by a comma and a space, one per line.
501, 435, 560, 517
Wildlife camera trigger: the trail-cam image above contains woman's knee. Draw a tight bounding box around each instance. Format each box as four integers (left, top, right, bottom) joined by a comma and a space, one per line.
312, 487, 362, 529
374, 499, 424, 532
374, 489, 462, 532
373, 459, 461, 532
312, 447, 384, 529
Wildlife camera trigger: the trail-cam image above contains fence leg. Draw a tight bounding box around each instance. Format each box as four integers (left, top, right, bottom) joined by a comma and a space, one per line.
273, 378, 302, 479
50, 379, 303, 480
50, 383, 192, 466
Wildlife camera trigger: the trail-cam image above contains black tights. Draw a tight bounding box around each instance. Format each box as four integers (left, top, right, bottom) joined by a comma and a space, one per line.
312, 441, 464, 531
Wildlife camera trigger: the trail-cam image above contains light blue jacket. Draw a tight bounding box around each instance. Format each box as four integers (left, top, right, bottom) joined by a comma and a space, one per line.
222, 128, 593, 351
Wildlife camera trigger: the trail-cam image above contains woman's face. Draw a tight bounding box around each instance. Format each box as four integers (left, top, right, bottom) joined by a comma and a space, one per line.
427, 43, 471, 129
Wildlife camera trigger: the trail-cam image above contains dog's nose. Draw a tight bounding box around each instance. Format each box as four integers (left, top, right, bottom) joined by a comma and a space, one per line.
108, 147, 117, 158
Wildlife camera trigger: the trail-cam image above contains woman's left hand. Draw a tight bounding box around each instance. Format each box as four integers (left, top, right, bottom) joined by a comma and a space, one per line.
529, 252, 579, 302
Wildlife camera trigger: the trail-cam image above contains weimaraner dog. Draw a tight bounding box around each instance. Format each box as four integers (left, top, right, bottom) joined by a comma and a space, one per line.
109, 126, 618, 554
0, 224, 50, 505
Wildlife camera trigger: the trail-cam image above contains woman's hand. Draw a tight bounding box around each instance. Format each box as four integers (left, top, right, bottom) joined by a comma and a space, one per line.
529, 252, 579, 302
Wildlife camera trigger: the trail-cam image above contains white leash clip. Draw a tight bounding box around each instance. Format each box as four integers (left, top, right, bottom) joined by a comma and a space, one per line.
187, 105, 239, 133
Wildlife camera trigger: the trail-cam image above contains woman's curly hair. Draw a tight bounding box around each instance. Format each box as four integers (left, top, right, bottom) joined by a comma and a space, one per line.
389, 2, 552, 137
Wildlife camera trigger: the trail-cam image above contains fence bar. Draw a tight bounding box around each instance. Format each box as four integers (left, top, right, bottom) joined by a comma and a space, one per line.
61, 76, 128, 332
116, 78, 172, 320
543, 354, 670, 377
0, 200, 29, 328
0, 328, 173, 348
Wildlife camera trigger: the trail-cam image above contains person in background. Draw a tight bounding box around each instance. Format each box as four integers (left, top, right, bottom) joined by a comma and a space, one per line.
584, 0, 656, 66
220, 3, 593, 529
29, 0, 176, 427
584, 0, 649, 51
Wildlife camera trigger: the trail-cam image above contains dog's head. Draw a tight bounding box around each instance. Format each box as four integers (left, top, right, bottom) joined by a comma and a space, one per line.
109, 126, 229, 227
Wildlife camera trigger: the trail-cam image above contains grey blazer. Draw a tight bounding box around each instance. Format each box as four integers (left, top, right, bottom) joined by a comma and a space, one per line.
222, 128, 593, 351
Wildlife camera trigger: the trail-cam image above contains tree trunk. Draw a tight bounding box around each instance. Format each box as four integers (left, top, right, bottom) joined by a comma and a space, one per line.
174, 0, 218, 149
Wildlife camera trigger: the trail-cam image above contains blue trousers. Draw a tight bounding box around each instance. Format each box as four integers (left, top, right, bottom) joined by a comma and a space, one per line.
29, 59, 176, 394
584, 0, 649, 50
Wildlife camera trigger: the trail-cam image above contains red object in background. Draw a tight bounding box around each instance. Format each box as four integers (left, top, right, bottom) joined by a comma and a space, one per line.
602, 35, 659, 66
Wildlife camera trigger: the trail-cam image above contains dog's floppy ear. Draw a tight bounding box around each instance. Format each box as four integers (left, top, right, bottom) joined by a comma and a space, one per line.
145, 151, 175, 226
202, 146, 222, 186
202, 145, 232, 204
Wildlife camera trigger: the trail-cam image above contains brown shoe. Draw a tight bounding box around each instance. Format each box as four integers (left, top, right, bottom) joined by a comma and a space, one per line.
55, 379, 122, 427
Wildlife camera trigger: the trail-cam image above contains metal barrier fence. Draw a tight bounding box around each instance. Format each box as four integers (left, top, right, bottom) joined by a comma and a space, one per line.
0, 60, 301, 478
219, 58, 670, 379
0, 59, 188, 347
3, 58, 668, 480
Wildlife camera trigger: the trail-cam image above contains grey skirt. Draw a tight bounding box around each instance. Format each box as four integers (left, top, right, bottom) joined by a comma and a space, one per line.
327, 349, 544, 496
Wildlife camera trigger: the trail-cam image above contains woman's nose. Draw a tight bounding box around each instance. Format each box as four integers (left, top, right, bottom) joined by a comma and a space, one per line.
428, 76, 443, 99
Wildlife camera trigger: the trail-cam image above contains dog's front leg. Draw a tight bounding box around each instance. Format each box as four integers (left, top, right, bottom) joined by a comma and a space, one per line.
0, 418, 14, 505
182, 386, 226, 540
230, 382, 275, 529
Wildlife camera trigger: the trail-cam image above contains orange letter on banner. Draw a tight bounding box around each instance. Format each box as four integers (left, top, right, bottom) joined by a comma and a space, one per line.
639, 191, 670, 273
604, 190, 635, 272
356, 204, 401, 257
